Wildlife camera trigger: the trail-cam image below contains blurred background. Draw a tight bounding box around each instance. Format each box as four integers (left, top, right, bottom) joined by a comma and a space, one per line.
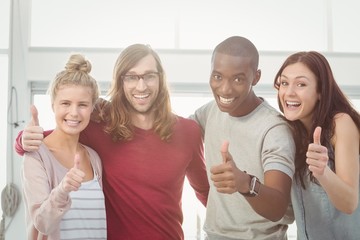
1, 0, 360, 239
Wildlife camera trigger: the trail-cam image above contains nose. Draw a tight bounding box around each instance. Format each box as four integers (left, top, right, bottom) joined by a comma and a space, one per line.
219, 80, 233, 95
284, 84, 296, 96
135, 78, 147, 91
69, 105, 79, 116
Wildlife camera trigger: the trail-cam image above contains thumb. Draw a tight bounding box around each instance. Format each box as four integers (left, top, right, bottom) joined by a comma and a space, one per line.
74, 154, 81, 169
221, 140, 230, 163
313, 126, 322, 145
29, 105, 39, 126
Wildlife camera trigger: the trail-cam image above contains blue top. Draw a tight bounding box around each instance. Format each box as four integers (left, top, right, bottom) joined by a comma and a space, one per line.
291, 154, 360, 240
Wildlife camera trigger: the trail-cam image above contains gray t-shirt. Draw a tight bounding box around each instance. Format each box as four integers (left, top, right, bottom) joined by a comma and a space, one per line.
192, 99, 295, 240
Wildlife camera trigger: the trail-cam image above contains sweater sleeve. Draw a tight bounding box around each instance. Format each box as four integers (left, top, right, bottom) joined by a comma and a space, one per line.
22, 152, 71, 235
185, 120, 210, 206
14, 130, 25, 156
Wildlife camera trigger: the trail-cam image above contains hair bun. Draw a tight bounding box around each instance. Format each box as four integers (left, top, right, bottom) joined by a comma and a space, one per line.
65, 54, 92, 74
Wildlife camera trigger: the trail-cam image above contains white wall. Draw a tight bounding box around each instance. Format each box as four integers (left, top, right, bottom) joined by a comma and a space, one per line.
3, 0, 360, 239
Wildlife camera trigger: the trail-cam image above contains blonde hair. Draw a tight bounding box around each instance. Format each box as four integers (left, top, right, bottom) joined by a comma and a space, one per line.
48, 53, 100, 105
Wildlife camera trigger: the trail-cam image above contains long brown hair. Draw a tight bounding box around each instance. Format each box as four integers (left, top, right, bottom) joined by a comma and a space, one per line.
105, 44, 176, 141
274, 51, 360, 188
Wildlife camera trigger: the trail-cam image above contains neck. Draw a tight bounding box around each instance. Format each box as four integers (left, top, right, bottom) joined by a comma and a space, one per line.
131, 112, 155, 130
44, 129, 80, 153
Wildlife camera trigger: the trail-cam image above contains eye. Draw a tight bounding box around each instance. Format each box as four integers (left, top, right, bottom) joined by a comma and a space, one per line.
212, 74, 222, 80
124, 75, 138, 81
79, 103, 89, 107
279, 79, 288, 86
297, 82, 306, 87
233, 76, 245, 83
144, 73, 158, 81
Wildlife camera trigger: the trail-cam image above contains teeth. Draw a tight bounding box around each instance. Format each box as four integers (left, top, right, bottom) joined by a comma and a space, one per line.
134, 94, 149, 99
219, 96, 234, 104
286, 101, 300, 106
66, 120, 80, 124
65, 120, 80, 126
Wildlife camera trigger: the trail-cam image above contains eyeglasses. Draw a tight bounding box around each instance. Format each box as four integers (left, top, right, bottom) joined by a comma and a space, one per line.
121, 72, 160, 86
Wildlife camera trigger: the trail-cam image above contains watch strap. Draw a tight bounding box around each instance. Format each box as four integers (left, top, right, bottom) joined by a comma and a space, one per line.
239, 172, 260, 197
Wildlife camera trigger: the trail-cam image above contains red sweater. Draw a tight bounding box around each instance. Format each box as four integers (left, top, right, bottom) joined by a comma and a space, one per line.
16, 116, 209, 240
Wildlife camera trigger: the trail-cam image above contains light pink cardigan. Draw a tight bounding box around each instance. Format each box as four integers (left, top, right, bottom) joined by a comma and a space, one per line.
21, 143, 103, 240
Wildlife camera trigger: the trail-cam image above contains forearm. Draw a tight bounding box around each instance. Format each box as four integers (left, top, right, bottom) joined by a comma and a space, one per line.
29, 185, 71, 234
245, 185, 290, 222
241, 170, 292, 222
23, 155, 71, 234
317, 167, 359, 214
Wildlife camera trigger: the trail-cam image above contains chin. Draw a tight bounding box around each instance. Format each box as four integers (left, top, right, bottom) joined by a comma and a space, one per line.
284, 114, 299, 122
217, 104, 231, 113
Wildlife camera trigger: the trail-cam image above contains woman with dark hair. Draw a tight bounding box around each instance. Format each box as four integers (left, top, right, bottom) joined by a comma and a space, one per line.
274, 51, 360, 239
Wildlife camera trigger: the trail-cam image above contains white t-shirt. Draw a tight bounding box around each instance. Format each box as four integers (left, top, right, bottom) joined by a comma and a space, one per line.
60, 175, 107, 239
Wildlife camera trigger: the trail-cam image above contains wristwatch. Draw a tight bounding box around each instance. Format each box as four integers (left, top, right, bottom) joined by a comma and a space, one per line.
240, 173, 261, 197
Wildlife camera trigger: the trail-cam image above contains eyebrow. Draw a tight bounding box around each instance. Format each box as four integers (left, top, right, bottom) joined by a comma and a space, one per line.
280, 74, 310, 81
126, 70, 158, 74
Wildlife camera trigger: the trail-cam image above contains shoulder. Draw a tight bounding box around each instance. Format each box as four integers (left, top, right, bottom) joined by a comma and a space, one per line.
173, 116, 203, 141
23, 144, 54, 172
255, 101, 289, 127
82, 145, 102, 172
83, 144, 99, 156
333, 113, 359, 133
175, 116, 201, 129
258, 100, 282, 116
82, 145, 102, 164
332, 113, 359, 139
194, 100, 217, 115
334, 112, 356, 124
24, 144, 48, 161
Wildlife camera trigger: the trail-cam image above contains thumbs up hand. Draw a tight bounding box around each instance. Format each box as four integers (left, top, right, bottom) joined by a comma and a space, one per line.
210, 141, 248, 194
306, 126, 329, 179
22, 105, 44, 151
60, 154, 85, 193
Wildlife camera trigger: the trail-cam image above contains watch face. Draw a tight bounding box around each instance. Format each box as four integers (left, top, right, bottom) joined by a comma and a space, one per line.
250, 176, 259, 195
240, 174, 260, 197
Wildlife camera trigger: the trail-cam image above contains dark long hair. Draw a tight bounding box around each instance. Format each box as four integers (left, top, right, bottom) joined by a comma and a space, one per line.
274, 51, 360, 188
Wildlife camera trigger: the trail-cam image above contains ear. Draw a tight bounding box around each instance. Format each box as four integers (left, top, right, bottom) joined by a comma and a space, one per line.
252, 69, 261, 86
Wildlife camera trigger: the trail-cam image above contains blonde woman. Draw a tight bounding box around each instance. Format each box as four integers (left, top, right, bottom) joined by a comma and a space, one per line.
21, 54, 106, 240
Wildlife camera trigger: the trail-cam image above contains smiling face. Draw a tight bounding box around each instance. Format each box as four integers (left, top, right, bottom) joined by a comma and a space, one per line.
123, 54, 160, 116
52, 85, 93, 136
210, 52, 260, 117
278, 62, 320, 128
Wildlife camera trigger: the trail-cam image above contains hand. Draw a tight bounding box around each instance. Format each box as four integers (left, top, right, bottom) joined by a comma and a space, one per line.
60, 154, 85, 193
22, 105, 44, 152
306, 126, 329, 179
210, 141, 249, 194
91, 98, 109, 123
